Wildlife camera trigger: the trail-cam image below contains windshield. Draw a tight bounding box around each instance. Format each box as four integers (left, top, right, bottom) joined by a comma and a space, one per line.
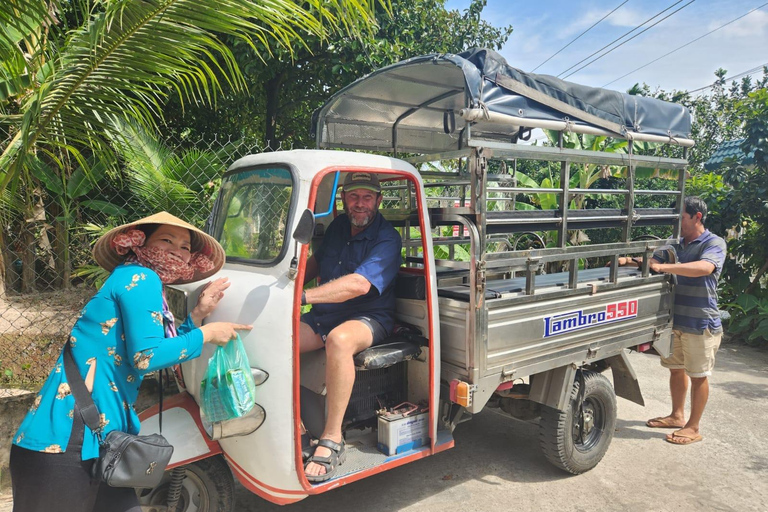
212, 166, 294, 264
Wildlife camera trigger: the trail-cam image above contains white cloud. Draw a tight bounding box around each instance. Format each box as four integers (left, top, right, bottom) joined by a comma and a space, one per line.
600, 7, 650, 28
711, 9, 768, 38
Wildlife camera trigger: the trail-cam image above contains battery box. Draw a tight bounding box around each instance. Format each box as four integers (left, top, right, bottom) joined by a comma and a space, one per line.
377, 411, 429, 455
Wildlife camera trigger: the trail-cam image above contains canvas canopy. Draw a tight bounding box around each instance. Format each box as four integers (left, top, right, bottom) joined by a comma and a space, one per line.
312, 48, 694, 154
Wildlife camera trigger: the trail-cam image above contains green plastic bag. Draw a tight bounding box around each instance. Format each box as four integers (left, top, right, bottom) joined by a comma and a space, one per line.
200, 334, 256, 423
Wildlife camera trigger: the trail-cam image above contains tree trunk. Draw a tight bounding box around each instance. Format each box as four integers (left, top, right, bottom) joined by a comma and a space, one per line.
20, 222, 36, 294
49, 202, 71, 289
0, 228, 7, 299
265, 73, 285, 151
745, 258, 768, 295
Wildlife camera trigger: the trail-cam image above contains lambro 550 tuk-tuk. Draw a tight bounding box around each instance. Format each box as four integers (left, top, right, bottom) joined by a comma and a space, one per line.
137, 48, 693, 511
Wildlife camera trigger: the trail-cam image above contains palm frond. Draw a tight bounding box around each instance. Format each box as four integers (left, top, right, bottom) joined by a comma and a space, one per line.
0, 0, 383, 190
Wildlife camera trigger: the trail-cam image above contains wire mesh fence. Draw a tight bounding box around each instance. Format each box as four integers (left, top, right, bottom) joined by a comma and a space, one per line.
0, 135, 291, 397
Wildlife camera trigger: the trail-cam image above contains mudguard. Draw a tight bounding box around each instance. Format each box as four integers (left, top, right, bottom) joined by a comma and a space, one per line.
138, 391, 222, 469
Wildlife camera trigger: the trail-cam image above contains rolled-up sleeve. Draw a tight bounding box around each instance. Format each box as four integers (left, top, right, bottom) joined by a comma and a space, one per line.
354, 232, 402, 294
700, 238, 726, 273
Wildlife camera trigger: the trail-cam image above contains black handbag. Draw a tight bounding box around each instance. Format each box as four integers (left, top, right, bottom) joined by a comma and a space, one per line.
64, 342, 174, 488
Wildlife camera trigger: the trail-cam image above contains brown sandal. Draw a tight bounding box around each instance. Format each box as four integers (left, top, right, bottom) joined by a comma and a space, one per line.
665, 431, 703, 445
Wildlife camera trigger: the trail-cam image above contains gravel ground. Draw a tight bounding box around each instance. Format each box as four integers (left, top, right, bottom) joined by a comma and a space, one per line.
2, 337, 766, 512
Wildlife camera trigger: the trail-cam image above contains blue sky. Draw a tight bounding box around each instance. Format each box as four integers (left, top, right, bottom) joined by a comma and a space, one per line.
444, 0, 768, 94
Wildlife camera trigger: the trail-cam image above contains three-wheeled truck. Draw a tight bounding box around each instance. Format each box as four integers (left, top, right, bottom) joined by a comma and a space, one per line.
137, 49, 694, 511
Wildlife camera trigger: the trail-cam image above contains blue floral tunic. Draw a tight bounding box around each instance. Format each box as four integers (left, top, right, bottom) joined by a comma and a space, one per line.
13, 262, 204, 460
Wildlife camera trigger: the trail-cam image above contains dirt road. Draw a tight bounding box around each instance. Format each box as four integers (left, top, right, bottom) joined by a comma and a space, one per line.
2, 338, 766, 511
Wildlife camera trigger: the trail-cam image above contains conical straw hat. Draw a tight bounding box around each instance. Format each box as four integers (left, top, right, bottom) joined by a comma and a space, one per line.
92, 212, 225, 284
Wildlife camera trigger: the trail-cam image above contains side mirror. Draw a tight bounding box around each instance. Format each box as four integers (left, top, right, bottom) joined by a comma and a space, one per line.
292, 209, 315, 245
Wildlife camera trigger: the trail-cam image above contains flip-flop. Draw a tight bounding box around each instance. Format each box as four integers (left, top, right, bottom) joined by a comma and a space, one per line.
665, 431, 703, 445
646, 416, 685, 429
304, 438, 346, 483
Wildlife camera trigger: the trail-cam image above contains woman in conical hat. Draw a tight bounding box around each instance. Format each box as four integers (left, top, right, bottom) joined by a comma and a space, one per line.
11, 212, 250, 512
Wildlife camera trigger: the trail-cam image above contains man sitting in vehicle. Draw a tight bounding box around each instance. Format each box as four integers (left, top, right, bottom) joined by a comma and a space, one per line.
299, 172, 402, 482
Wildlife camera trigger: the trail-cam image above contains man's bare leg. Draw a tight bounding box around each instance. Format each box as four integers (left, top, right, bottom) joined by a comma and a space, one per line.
305, 320, 373, 478
648, 368, 688, 428
299, 321, 325, 353
667, 375, 708, 442
669, 368, 689, 422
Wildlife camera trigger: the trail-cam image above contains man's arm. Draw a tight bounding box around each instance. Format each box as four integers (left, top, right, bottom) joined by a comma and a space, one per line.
304, 273, 371, 304
648, 259, 715, 277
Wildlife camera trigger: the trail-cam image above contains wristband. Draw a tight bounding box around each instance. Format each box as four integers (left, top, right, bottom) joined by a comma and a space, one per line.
301, 291, 307, 305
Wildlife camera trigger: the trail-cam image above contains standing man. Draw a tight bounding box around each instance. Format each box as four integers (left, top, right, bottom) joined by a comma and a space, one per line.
620, 196, 726, 445
300, 172, 402, 481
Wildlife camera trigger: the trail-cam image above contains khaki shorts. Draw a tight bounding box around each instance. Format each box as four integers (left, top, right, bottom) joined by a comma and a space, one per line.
660, 328, 722, 377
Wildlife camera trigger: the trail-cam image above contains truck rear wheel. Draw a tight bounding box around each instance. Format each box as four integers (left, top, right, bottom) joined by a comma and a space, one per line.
136, 455, 235, 512
538, 371, 616, 474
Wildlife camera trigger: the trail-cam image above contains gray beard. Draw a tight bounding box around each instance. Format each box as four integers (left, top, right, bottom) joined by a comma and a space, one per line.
349, 213, 373, 228
346, 208, 376, 229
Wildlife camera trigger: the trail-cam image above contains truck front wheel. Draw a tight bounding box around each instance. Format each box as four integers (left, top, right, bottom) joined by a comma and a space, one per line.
538, 371, 617, 474
136, 455, 235, 512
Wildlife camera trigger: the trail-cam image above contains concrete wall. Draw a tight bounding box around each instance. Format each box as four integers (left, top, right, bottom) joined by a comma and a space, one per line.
0, 390, 34, 491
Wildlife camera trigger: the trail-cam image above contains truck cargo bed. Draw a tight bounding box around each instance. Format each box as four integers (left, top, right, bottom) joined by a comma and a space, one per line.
433, 267, 673, 411
437, 266, 647, 301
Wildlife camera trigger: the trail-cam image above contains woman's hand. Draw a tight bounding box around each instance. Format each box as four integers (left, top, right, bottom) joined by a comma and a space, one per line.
200, 322, 252, 346
190, 277, 231, 326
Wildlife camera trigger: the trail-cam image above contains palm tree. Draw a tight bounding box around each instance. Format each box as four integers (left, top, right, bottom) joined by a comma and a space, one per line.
105, 118, 239, 228
0, 0, 383, 292
0, 0, 382, 189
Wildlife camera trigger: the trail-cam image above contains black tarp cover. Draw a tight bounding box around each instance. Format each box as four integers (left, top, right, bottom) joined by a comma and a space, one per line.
312, 48, 692, 153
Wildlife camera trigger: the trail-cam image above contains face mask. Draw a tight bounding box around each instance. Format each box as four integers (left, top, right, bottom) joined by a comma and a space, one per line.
111, 229, 214, 284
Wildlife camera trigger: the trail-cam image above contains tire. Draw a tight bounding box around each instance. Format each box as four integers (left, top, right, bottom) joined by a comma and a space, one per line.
538, 371, 617, 475
136, 455, 235, 512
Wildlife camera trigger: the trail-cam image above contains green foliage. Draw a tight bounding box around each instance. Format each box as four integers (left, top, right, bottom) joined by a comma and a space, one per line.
714, 89, 768, 301
723, 294, 768, 347
739, 88, 768, 170
627, 68, 768, 167
108, 120, 226, 224
1, 0, 384, 190
162, 0, 513, 146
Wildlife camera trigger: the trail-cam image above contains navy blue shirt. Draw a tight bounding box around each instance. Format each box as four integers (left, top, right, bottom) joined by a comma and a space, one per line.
654, 230, 726, 334
311, 212, 402, 334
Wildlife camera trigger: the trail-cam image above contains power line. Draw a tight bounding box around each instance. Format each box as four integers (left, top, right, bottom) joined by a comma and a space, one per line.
688, 62, 768, 94
556, 0, 686, 77
556, 0, 690, 78
602, 2, 768, 87
562, 0, 697, 80
531, 1, 630, 73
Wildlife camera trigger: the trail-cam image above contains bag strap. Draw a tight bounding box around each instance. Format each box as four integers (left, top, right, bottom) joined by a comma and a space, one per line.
158, 369, 164, 433
64, 341, 166, 436
63, 342, 103, 435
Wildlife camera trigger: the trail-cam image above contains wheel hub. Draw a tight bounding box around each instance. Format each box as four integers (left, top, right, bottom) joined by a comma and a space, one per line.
581, 407, 595, 435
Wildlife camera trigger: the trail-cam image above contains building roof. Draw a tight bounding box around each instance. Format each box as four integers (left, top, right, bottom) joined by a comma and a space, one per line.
704, 138, 755, 170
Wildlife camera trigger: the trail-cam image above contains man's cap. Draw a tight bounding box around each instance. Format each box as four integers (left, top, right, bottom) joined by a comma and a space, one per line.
343, 172, 380, 193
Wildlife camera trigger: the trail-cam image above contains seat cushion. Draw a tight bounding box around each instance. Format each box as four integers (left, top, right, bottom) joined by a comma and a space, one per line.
354, 341, 422, 370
